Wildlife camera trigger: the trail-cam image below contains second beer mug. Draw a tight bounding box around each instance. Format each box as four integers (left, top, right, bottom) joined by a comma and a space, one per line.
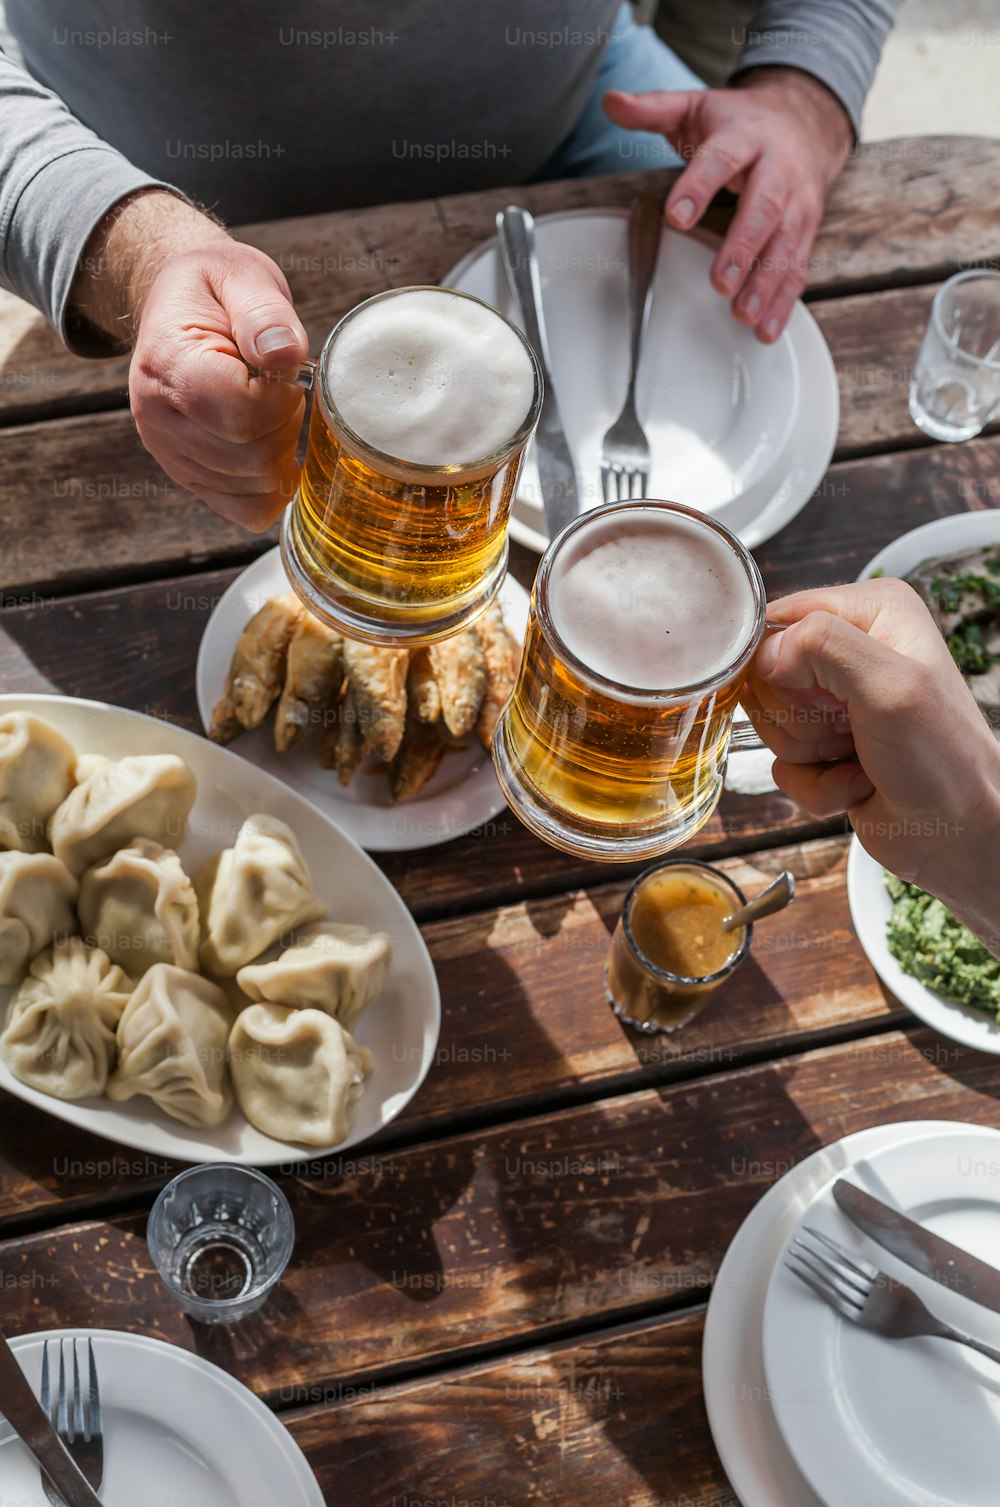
281, 286, 542, 645
493, 501, 767, 861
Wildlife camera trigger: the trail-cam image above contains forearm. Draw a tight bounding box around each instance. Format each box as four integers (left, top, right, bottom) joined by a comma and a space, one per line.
0, 48, 187, 352
920, 773, 1000, 957
69, 189, 229, 353
732, 0, 903, 137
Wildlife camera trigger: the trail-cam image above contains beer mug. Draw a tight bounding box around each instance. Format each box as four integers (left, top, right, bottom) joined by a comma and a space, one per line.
279, 286, 542, 646
493, 500, 767, 861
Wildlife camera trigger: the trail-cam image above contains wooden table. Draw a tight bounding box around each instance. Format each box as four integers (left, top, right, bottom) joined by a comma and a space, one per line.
2, 137, 1000, 1506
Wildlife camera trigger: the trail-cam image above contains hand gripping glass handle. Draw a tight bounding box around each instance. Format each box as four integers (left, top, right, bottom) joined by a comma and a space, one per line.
729, 620, 785, 754
242, 355, 318, 390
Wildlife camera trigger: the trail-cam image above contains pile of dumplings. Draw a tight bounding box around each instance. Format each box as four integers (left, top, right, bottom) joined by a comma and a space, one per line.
0, 711, 393, 1148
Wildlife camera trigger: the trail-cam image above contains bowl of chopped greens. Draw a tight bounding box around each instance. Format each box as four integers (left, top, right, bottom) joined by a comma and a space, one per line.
859, 510, 1000, 732
847, 837, 1000, 1052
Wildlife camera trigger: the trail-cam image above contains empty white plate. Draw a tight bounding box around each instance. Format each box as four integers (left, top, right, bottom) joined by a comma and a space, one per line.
2, 1329, 324, 1506
763, 1125, 1000, 1507
443, 209, 839, 552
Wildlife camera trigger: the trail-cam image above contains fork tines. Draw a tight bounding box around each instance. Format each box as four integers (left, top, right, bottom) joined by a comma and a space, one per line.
41, 1337, 101, 1443
599, 464, 649, 505
786, 1227, 878, 1318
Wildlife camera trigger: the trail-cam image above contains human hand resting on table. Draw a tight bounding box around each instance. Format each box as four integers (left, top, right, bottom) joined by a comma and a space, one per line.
743, 578, 1000, 950
604, 68, 852, 342
70, 189, 309, 531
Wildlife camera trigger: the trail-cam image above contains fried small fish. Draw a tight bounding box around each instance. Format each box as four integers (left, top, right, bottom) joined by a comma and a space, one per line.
408, 648, 441, 724
389, 703, 447, 804
210, 593, 303, 742
343, 642, 409, 763
274, 614, 345, 752
473, 602, 519, 749
429, 630, 487, 740
318, 685, 366, 786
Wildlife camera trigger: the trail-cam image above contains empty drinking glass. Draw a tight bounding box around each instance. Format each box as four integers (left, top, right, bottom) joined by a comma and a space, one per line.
147, 1164, 295, 1324
909, 270, 1000, 442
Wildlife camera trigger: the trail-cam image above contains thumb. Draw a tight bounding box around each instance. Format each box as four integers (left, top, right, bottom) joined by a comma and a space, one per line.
218, 259, 309, 371
602, 88, 698, 137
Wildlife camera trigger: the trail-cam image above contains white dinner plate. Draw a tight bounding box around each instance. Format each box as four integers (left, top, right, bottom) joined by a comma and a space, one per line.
1, 1328, 323, 1506
858, 506, 1000, 584
0, 693, 440, 1165
196, 549, 529, 853
762, 1125, 1000, 1507
702, 1119, 975, 1507
847, 837, 1000, 1053
442, 208, 839, 553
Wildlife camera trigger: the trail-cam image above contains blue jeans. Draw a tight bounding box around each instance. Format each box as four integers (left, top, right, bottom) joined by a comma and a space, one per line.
533, 4, 704, 180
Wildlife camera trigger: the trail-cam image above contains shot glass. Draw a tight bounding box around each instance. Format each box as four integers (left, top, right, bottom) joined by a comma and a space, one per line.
147, 1164, 295, 1324
909, 270, 1000, 442
605, 859, 751, 1034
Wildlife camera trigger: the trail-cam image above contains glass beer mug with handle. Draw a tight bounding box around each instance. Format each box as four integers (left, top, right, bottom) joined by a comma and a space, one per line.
275, 285, 542, 646
493, 500, 767, 861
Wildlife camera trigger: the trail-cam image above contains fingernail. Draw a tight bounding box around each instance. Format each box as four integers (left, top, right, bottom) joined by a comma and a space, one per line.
743, 293, 761, 318
255, 324, 298, 356
755, 631, 784, 678
766, 318, 780, 339
671, 197, 696, 227
721, 264, 740, 290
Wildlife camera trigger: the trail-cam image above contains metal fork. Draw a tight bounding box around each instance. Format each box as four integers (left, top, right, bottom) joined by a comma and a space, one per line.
788, 1226, 1000, 1367
40, 1339, 104, 1504
599, 192, 664, 503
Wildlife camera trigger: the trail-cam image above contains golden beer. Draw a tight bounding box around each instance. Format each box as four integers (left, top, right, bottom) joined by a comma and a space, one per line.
281, 286, 541, 645
493, 502, 767, 860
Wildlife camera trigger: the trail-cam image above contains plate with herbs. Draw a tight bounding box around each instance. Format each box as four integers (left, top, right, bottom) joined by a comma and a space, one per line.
847, 838, 1000, 1052
859, 510, 1000, 732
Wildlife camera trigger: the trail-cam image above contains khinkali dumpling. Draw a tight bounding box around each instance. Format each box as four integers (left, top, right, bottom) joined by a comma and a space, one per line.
229, 1003, 373, 1146
195, 814, 325, 976
0, 713, 77, 853
0, 851, 78, 986
78, 840, 199, 977
106, 964, 233, 1127
0, 937, 132, 1099
50, 755, 196, 877
236, 922, 391, 1032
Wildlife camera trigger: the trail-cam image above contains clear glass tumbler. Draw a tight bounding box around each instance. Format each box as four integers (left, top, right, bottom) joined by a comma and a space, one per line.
909, 270, 1000, 442
147, 1164, 295, 1324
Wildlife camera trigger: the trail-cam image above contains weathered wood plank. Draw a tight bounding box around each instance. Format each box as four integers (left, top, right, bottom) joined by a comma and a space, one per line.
0, 834, 895, 1229
285, 1309, 731, 1507
3, 311, 998, 597
0, 1027, 994, 1399
1, 137, 997, 423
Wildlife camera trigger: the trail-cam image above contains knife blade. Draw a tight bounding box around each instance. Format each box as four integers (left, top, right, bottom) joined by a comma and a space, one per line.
0, 1333, 103, 1504
495, 206, 580, 542
834, 1178, 1000, 1313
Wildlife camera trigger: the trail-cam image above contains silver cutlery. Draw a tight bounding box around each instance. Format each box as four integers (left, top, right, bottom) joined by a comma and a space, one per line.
722, 870, 795, 932
833, 1177, 1000, 1314
40, 1339, 104, 1504
0, 1329, 104, 1505
599, 192, 664, 503
495, 205, 580, 542
788, 1226, 1000, 1367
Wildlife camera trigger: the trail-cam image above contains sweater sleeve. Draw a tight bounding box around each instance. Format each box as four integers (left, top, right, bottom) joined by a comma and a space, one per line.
731, 0, 903, 138
0, 46, 184, 353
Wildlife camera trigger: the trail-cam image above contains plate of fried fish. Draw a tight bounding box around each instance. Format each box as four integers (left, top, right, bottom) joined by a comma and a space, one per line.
196, 550, 529, 852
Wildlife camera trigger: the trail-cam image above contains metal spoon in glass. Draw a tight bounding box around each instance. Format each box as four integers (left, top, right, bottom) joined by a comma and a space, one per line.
722, 870, 795, 932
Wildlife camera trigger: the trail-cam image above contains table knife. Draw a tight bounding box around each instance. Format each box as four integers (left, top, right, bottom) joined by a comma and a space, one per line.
495, 205, 580, 541
0, 1333, 103, 1504
834, 1178, 1000, 1313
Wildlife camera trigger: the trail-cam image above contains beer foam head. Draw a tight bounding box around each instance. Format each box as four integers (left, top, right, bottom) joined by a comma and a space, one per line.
548, 507, 759, 691
324, 289, 535, 467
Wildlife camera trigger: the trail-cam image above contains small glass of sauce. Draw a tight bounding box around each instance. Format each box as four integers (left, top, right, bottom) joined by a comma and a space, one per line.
605, 860, 750, 1033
